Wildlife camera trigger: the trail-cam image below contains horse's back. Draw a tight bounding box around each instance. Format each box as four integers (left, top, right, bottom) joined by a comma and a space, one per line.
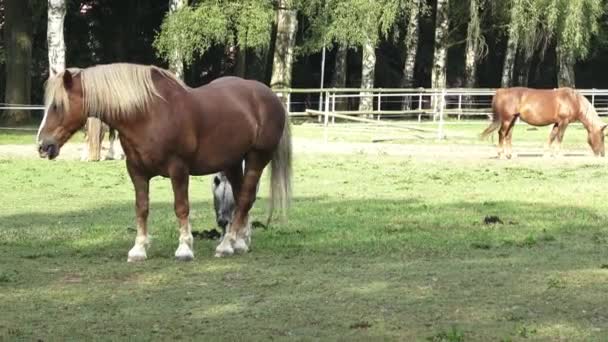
494, 87, 580, 125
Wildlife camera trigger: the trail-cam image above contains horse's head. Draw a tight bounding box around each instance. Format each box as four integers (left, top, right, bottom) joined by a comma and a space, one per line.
588, 125, 608, 157
36, 70, 86, 159
212, 173, 236, 230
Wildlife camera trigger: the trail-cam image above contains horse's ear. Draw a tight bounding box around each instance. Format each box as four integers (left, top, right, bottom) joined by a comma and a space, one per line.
63, 70, 73, 89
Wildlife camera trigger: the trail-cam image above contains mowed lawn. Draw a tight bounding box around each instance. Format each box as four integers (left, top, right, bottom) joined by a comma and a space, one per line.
1, 129, 608, 340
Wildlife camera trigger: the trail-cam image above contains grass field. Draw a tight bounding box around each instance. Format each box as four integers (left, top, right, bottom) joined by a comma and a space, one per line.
1, 126, 608, 341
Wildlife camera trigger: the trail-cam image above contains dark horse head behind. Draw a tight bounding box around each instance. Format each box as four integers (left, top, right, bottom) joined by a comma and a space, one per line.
37, 63, 292, 261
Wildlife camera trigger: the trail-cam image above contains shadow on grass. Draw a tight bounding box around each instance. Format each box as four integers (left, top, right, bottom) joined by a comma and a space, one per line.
1, 197, 607, 340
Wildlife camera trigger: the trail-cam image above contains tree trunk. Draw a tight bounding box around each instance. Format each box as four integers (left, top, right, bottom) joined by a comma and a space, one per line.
517, 51, 533, 86
464, 0, 479, 89
358, 37, 376, 113
3, 0, 33, 125
86, 118, 103, 162
331, 44, 348, 111
556, 43, 575, 87
501, 2, 520, 88
431, 0, 449, 113
270, 0, 298, 110
48, 0, 66, 77
401, 0, 420, 110
235, 48, 247, 78
168, 0, 188, 80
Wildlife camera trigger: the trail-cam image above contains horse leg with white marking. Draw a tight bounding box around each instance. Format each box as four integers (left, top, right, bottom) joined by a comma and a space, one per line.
126, 163, 151, 262
170, 162, 194, 261
106, 127, 116, 160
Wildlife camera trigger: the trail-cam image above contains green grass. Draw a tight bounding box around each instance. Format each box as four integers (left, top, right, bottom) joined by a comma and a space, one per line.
1, 132, 608, 340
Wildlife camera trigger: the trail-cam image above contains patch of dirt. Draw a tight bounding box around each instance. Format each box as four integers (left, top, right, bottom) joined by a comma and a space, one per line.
0, 138, 603, 163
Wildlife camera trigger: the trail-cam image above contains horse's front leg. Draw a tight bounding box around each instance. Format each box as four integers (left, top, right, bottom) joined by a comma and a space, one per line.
170, 165, 194, 261
126, 164, 151, 262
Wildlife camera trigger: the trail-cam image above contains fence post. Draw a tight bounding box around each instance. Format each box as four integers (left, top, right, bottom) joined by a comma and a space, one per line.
437, 89, 446, 140
418, 92, 423, 122
592, 88, 596, 106
377, 92, 382, 121
86, 117, 102, 161
323, 90, 330, 144
458, 94, 462, 121
331, 92, 336, 124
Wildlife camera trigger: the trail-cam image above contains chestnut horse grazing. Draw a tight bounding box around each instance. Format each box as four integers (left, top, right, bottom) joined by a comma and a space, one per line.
481, 87, 607, 158
36, 63, 292, 261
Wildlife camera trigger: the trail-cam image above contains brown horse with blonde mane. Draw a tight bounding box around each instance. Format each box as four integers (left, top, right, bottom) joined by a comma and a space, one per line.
481, 87, 607, 158
36, 63, 292, 262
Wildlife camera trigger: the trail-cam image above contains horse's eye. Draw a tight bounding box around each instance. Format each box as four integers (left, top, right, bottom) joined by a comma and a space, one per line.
51, 104, 57, 111
213, 176, 221, 187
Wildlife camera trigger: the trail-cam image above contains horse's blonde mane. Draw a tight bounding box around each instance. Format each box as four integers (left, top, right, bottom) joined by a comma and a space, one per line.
44, 63, 187, 120
578, 92, 604, 129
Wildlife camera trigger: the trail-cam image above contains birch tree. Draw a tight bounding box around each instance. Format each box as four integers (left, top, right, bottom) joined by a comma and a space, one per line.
431, 0, 449, 113
400, 0, 421, 110
270, 0, 298, 109
47, 0, 66, 77
168, 0, 188, 80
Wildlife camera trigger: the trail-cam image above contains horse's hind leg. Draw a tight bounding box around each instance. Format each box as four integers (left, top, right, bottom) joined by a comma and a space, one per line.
555, 122, 569, 157
215, 152, 270, 257
545, 123, 559, 157
505, 115, 518, 159
498, 121, 509, 159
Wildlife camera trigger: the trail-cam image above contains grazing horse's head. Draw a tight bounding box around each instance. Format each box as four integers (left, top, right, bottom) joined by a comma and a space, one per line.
37, 69, 86, 159
579, 94, 608, 157
212, 173, 236, 231
588, 127, 607, 157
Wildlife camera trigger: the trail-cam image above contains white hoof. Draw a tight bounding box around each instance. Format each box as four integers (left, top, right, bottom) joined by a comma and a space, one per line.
127, 245, 147, 262
233, 238, 249, 254
175, 244, 194, 261
215, 239, 234, 257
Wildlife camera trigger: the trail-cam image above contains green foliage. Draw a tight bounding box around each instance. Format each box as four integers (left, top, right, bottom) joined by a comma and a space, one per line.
153, 3, 228, 66
300, 0, 413, 53
154, 0, 274, 66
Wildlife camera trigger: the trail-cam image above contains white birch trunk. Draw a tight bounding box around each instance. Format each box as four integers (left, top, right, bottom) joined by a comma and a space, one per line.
401, 0, 420, 110
358, 37, 376, 113
431, 0, 449, 113
270, 0, 298, 110
47, 0, 66, 77
464, 0, 478, 90
169, 0, 188, 80
331, 45, 348, 111
501, 2, 520, 88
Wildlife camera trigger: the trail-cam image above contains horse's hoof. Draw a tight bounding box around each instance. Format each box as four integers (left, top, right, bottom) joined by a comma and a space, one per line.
175, 245, 194, 261
127, 245, 147, 262
127, 253, 147, 262
215, 244, 234, 258
233, 238, 249, 254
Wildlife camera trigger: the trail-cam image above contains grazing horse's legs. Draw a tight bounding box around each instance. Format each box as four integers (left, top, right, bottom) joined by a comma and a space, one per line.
106, 128, 116, 160
504, 115, 518, 159
215, 152, 270, 257
214, 162, 244, 256
545, 123, 560, 157
127, 164, 151, 262
554, 122, 569, 157
498, 120, 509, 159
170, 164, 194, 261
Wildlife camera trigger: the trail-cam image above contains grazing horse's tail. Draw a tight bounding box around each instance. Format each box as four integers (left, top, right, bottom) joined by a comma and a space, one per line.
267, 119, 292, 225
480, 93, 501, 140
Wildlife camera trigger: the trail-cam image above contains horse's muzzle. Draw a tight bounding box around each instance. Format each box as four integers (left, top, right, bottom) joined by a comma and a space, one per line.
38, 141, 59, 160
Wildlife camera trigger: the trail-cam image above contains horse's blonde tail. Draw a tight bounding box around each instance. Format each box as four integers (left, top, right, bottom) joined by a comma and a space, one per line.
267, 119, 292, 225
480, 94, 501, 140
